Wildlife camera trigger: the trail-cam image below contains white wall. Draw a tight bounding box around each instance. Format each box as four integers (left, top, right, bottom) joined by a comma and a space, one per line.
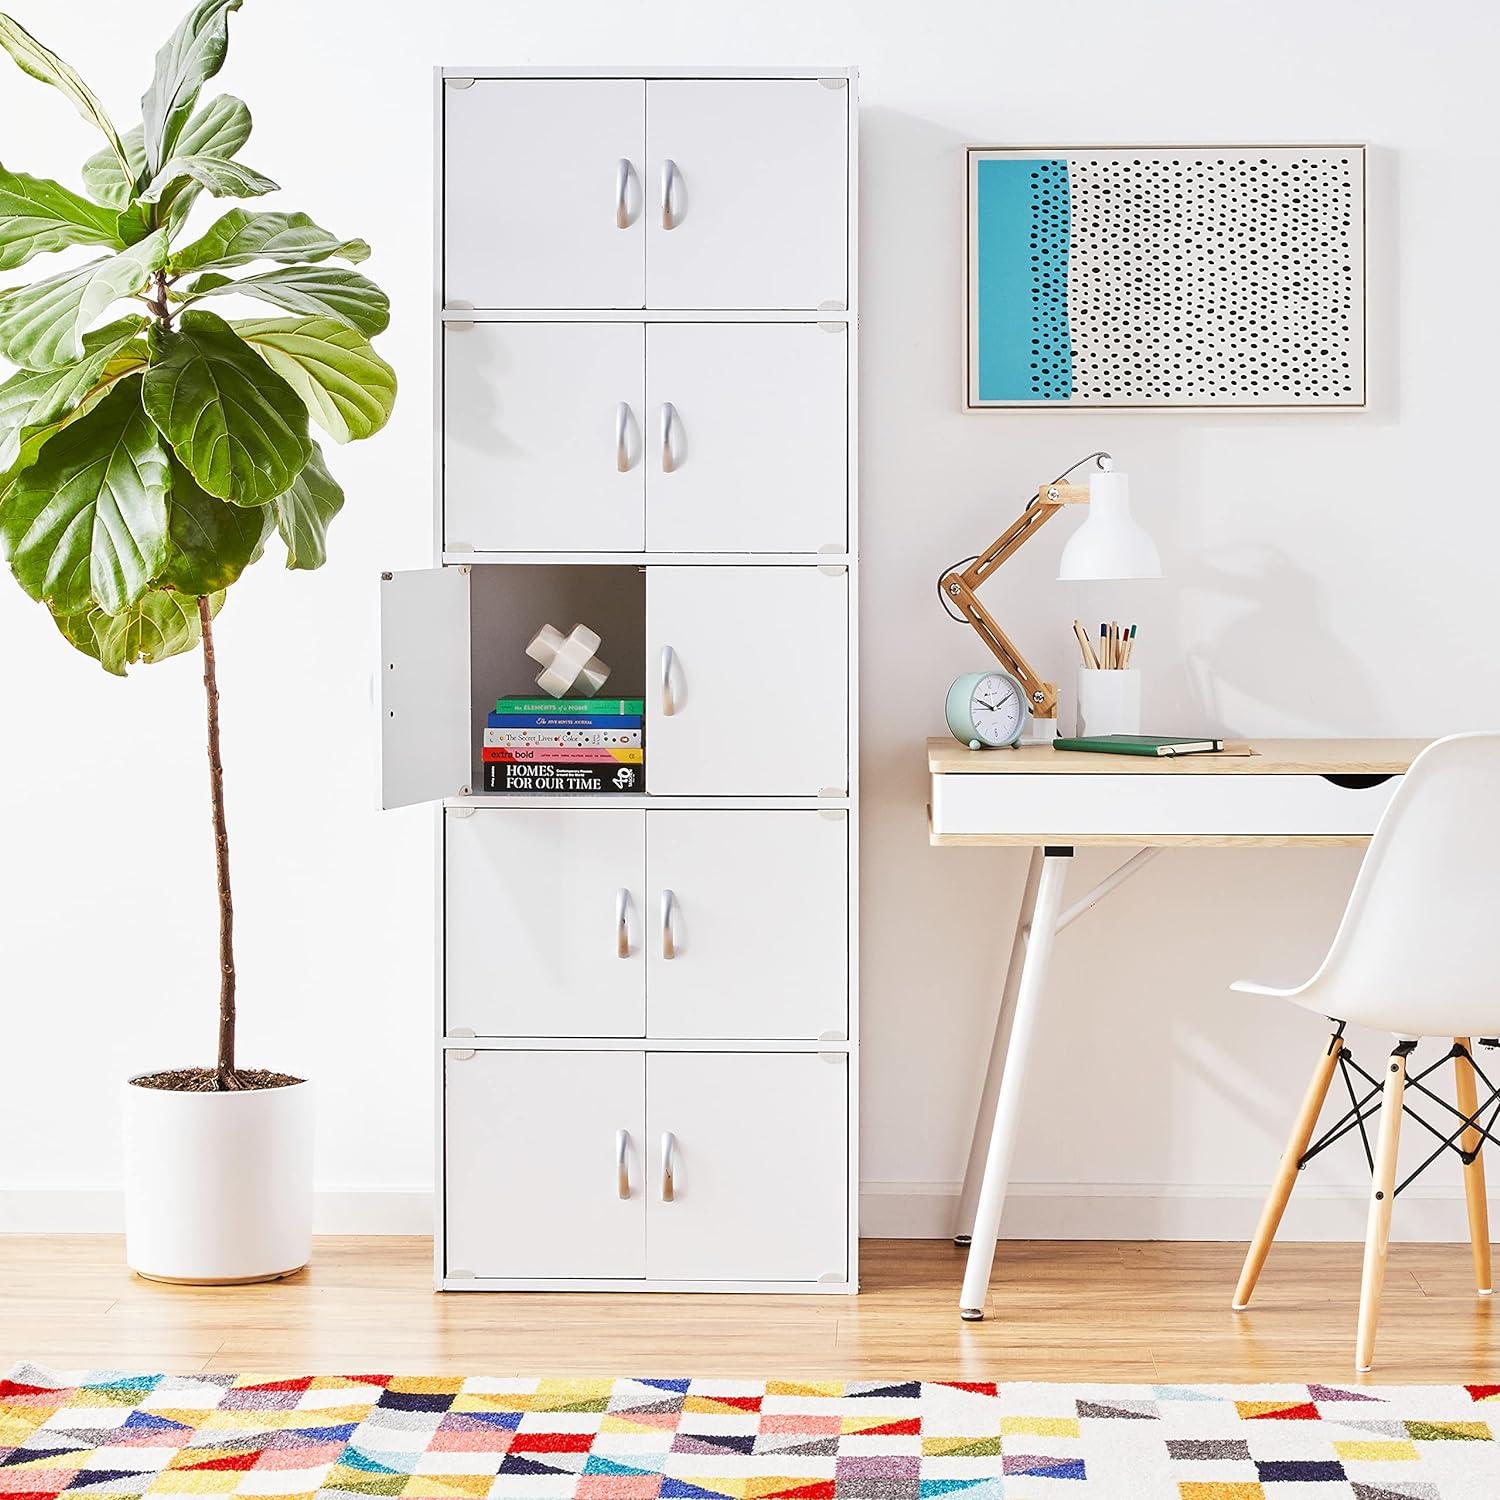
3, 0, 1498, 1241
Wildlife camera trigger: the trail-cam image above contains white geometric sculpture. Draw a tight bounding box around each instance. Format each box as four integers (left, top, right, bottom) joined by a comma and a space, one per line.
526, 622, 611, 699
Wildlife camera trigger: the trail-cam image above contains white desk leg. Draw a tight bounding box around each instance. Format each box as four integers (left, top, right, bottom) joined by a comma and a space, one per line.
955, 848, 1043, 1245
959, 847, 1071, 1320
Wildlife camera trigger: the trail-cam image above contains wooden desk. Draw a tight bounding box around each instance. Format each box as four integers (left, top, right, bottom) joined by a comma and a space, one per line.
928, 737, 1428, 1319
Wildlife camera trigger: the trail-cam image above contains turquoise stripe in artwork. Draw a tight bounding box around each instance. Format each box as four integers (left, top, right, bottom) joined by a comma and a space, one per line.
974, 158, 1072, 401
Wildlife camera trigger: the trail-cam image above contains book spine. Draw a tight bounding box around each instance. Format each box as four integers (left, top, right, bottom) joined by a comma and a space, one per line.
482, 728, 643, 748
483, 761, 644, 794
486, 713, 643, 729
494, 697, 645, 716
482, 747, 644, 764
1054, 741, 1163, 756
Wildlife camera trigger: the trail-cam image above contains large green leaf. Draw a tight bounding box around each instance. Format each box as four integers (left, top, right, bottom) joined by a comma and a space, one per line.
0, 165, 122, 270
0, 348, 143, 534
173, 93, 251, 159
187, 264, 390, 336
271, 441, 343, 569
0, 229, 166, 370
0, 13, 132, 185
51, 585, 223, 676
142, 309, 311, 505
153, 94, 253, 230
1, 377, 170, 613
0, 316, 146, 469
139, 0, 243, 175
155, 453, 270, 593
235, 316, 396, 443
82, 125, 145, 209
80, 97, 249, 219
138, 153, 277, 207
170, 209, 371, 274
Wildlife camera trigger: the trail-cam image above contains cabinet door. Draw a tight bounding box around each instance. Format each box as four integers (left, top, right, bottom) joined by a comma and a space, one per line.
380, 567, 471, 809
645, 80, 849, 310
445, 809, 645, 1037
644, 324, 847, 553
646, 567, 848, 796
646, 1053, 847, 1281
446, 1051, 645, 1278
444, 79, 645, 309
647, 812, 847, 1039
444, 324, 645, 552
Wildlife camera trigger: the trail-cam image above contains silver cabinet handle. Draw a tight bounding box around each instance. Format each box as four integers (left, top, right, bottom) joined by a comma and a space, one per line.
661, 158, 680, 229
659, 402, 678, 473
616, 1129, 631, 1199
615, 401, 634, 473
660, 888, 677, 960
660, 1131, 677, 1202
660, 645, 677, 716
615, 158, 636, 228
615, 888, 631, 957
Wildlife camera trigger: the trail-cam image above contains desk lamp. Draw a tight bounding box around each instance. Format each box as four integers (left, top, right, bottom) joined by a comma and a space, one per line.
938, 451, 1160, 735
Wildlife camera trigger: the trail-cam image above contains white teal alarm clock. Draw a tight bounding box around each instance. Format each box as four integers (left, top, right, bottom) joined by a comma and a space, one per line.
946, 669, 1029, 749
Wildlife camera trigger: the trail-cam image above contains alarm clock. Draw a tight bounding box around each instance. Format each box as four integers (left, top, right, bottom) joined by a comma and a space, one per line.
945, 669, 1029, 749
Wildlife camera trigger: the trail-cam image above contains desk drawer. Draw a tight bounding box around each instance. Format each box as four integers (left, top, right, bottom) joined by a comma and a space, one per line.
930, 772, 1399, 840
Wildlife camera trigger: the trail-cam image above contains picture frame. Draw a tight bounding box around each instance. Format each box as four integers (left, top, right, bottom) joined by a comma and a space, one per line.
964, 144, 1367, 411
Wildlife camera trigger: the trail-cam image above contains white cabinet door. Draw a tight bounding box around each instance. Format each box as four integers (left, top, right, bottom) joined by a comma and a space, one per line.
647, 812, 847, 1039
646, 1053, 847, 1281
645, 80, 849, 310
644, 324, 847, 553
380, 567, 471, 809
444, 80, 645, 309
444, 810, 645, 1037
444, 324, 645, 552
646, 567, 848, 795
446, 1051, 645, 1278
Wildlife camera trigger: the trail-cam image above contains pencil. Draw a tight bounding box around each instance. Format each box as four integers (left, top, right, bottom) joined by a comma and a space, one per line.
1099, 623, 1108, 671
1073, 619, 1098, 669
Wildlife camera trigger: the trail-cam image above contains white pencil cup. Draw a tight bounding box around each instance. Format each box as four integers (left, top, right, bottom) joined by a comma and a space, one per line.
1075, 668, 1141, 737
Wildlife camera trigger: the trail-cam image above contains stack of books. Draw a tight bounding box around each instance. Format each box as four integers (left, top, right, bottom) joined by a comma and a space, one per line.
483, 696, 644, 794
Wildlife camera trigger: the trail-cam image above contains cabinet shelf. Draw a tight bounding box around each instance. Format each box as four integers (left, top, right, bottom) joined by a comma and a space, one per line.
442, 1036, 852, 1053
441, 308, 850, 323
446, 793, 850, 810
442, 552, 850, 568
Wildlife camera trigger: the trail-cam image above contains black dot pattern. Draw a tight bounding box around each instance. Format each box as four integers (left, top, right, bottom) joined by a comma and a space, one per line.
1026, 160, 1071, 398
1064, 149, 1363, 406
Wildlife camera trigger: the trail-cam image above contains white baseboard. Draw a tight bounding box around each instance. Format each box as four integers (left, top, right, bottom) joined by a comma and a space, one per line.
3, 1182, 1491, 1243
858, 1180, 1499, 1243
0, 1189, 433, 1235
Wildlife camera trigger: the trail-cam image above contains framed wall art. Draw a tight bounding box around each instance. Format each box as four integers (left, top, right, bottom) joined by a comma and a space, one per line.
965, 145, 1366, 410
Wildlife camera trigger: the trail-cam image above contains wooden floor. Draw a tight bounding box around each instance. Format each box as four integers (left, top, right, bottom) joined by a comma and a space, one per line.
2, 1236, 1497, 1384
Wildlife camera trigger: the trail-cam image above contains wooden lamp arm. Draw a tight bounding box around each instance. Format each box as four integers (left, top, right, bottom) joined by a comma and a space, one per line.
939, 481, 1090, 721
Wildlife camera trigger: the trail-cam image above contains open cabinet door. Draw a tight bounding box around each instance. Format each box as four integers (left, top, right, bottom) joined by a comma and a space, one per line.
380, 567, 471, 808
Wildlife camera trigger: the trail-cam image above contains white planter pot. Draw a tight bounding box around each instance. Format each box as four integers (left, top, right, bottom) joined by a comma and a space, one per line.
121, 1077, 314, 1283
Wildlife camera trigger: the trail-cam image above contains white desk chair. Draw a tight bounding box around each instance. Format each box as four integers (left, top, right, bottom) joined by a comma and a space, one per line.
1229, 731, 1500, 1372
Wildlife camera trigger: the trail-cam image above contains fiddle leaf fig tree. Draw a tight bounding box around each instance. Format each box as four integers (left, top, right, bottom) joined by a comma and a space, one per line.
0, 1, 396, 1088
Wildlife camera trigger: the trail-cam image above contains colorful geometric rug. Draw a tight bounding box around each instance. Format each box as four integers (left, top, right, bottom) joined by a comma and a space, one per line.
4, 1367, 1500, 1498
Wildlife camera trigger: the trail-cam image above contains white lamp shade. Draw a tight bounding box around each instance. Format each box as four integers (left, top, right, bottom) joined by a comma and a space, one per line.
1056, 470, 1162, 581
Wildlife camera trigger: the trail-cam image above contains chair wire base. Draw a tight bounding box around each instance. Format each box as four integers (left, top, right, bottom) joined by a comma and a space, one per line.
1298, 1027, 1500, 1197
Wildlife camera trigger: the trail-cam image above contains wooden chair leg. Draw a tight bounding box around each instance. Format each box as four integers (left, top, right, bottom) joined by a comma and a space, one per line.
1455, 1038, 1493, 1296
1233, 1029, 1344, 1310
1356, 1045, 1409, 1373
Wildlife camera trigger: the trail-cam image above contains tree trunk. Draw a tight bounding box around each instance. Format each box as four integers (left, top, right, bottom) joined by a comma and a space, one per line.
199, 596, 239, 1090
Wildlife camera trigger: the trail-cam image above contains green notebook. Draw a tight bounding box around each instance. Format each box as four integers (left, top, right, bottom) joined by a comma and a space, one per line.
1054, 734, 1224, 758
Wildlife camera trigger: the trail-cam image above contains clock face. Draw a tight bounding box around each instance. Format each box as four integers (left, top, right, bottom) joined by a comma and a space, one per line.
971, 672, 1026, 746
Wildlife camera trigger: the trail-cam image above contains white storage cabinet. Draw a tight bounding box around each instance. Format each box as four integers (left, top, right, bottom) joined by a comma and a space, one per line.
383, 67, 859, 1294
